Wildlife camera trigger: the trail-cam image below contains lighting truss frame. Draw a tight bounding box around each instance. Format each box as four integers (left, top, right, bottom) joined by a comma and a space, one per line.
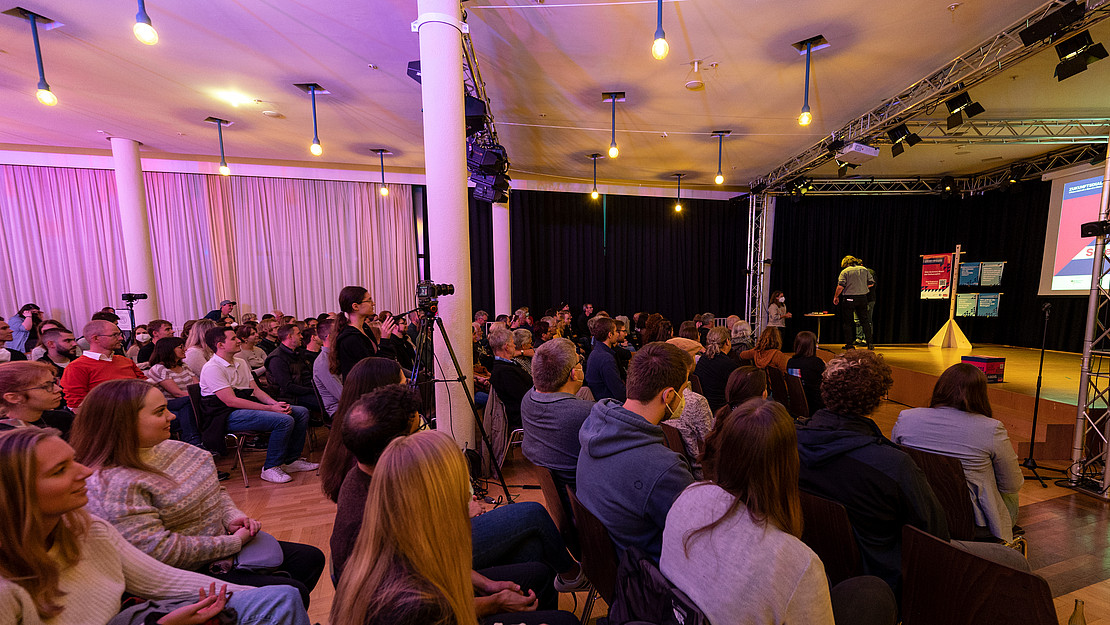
752, 0, 1110, 191
894, 118, 1110, 145
462, 24, 499, 146
745, 193, 774, 331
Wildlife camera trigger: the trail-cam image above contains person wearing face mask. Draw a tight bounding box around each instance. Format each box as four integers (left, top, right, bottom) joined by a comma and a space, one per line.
575, 341, 695, 563
125, 324, 152, 364
768, 290, 793, 344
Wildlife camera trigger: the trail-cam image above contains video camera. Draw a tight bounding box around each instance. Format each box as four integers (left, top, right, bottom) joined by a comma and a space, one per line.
416, 280, 454, 313
121, 293, 148, 303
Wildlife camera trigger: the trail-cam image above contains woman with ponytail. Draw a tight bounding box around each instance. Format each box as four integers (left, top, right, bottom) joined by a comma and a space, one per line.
331, 286, 397, 379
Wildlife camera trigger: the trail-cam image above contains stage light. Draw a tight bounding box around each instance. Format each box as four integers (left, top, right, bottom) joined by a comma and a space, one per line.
18, 11, 58, 106
712, 130, 730, 185
465, 96, 489, 137
133, 0, 158, 45
1018, 1, 1085, 47
467, 143, 509, 175
836, 159, 859, 178
944, 91, 985, 130
588, 153, 602, 200
792, 36, 828, 127
1054, 30, 1108, 81
372, 149, 391, 197
887, 123, 920, 158
295, 83, 327, 157
939, 175, 956, 199
472, 173, 511, 203
674, 173, 684, 212
651, 0, 668, 60
205, 116, 232, 176
603, 92, 625, 158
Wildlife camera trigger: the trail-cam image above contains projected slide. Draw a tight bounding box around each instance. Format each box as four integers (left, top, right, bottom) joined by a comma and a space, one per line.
1051, 176, 1104, 291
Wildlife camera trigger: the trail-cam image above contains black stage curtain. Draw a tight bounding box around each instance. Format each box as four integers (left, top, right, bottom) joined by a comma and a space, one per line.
504, 189, 747, 323
468, 191, 495, 315
770, 180, 1087, 352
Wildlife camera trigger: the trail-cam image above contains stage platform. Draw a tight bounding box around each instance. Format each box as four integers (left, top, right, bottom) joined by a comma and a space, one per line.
819, 343, 1083, 460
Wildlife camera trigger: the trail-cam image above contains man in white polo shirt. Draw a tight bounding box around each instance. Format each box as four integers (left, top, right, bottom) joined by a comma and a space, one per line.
199, 325, 318, 484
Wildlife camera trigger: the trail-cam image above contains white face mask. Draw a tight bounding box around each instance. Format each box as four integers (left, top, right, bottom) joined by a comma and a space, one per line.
135, 333, 151, 343
778, 297, 785, 303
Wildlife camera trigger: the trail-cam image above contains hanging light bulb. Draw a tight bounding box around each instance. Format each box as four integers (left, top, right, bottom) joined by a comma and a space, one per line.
373, 149, 391, 197
792, 36, 829, 127
133, 0, 158, 45
603, 92, 624, 159
798, 106, 812, 126
219, 163, 230, 176
588, 153, 601, 200
207, 116, 232, 176
712, 130, 730, 185
674, 173, 684, 212
301, 83, 325, 157
25, 12, 57, 106
608, 141, 619, 159
310, 139, 323, 157
651, 0, 668, 60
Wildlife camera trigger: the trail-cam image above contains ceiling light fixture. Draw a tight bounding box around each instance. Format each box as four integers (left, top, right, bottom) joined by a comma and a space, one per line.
792, 35, 828, 127
20, 10, 57, 106
651, 0, 668, 60
133, 0, 158, 45
944, 91, 985, 130
939, 175, 957, 199
588, 153, 602, 200
1054, 30, 1108, 81
887, 123, 921, 158
673, 173, 685, 212
205, 116, 232, 176
294, 83, 327, 156
711, 130, 731, 185
372, 149, 391, 196
685, 60, 705, 91
603, 91, 625, 158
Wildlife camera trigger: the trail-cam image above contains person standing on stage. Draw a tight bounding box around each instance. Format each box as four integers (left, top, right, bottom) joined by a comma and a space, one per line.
833, 255, 874, 350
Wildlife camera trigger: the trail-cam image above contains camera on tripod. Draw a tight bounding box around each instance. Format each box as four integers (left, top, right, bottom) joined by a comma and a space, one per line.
416, 280, 454, 312
121, 293, 148, 303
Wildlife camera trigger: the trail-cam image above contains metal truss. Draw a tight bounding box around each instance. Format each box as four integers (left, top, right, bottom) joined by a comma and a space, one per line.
772, 178, 943, 196
745, 194, 772, 330
753, 0, 1110, 191
896, 118, 1110, 145
1075, 231, 1110, 499
462, 24, 500, 145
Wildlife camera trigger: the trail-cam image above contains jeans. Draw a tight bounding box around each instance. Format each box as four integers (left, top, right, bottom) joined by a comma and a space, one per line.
209, 540, 325, 609
471, 501, 576, 574
167, 396, 202, 447
226, 405, 309, 469
226, 584, 311, 625
840, 295, 872, 347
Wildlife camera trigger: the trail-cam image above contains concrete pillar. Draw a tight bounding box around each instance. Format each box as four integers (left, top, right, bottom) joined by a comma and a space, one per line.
109, 137, 160, 322
492, 199, 511, 315
415, 0, 475, 449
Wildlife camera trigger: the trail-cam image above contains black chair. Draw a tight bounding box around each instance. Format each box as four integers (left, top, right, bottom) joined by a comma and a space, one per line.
660, 422, 686, 456
687, 373, 703, 396
765, 367, 790, 405
898, 445, 977, 541
901, 525, 1055, 625
784, 373, 810, 419
187, 384, 251, 488
523, 458, 579, 557
568, 489, 619, 621
798, 490, 864, 587
311, 379, 331, 426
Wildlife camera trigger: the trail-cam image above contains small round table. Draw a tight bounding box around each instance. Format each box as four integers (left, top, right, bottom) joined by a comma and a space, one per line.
804, 312, 836, 345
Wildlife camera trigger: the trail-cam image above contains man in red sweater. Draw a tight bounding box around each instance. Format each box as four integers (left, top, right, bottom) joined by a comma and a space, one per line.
60, 319, 145, 408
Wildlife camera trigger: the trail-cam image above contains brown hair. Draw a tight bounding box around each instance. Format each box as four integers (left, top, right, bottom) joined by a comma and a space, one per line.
793, 331, 817, 359
929, 363, 992, 419
591, 316, 616, 343
688, 398, 802, 553
754, 326, 782, 351
70, 379, 164, 476
820, 350, 893, 417
0, 361, 56, 416
703, 326, 731, 359
712, 366, 766, 427
626, 342, 692, 402
330, 286, 370, 377
276, 323, 298, 344
678, 320, 699, 341
148, 337, 186, 370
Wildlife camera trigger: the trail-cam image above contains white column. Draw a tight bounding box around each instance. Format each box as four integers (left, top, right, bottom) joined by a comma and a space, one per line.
416, 0, 475, 449
109, 137, 160, 322
492, 199, 512, 315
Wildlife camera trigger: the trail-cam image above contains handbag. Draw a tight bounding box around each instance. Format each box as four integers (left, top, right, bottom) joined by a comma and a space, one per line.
233, 530, 284, 574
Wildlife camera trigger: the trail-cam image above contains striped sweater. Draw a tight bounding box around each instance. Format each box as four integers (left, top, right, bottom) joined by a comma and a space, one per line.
86, 440, 247, 570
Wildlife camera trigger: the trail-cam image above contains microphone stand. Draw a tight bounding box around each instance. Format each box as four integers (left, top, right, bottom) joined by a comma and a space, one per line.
1021, 302, 1066, 487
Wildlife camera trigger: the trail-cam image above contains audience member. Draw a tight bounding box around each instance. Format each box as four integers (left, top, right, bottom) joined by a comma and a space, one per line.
59, 320, 145, 408
787, 330, 826, 415
136, 318, 173, 364
576, 342, 695, 561
512, 328, 535, 375
234, 324, 268, 376
488, 326, 534, 430
714, 366, 768, 427
257, 318, 279, 354
473, 322, 495, 370
180, 318, 197, 340
892, 363, 1024, 542
332, 286, 391, 378
36, 327, 78, 380
0, 361, 73, 437
532, 320, 553, 347
0, 319, 28, 362
312, 319, 342, 419
693, 326, 739, 413
144, 336, 203, 447
739, 326, 789, 373
125, 324, 151, 363
379, 314, 417, 372
678, 320, 700, 342
697, 313, 715, 345
796, 349, 946, 595
521, 338, 593, 492
183, 319, 217, 376
730, 319, 754, 356
303, 317, 318, 332
0, 427, 310, 625
73, 379, 324, 607
724, 314, 740, 330
573, 303, 595, 340
198, 327, 317, 484
264, 324, 321, 412
641, 314, 673, 344
301, 327, 322, 365
28, 318, 72, 361
7, 303, 42, 354
204, 299, 236, 322
242, 312, 259, 324
319, 357, 405, 502
584, 316, 626, 402
662, 399, 896, 625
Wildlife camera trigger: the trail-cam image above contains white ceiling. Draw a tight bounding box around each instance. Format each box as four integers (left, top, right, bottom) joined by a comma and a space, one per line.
0, 0, 1106, 190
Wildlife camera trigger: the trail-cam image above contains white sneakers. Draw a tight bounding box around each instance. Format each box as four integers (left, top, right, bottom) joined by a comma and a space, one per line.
281, 459, 319, 473
259, 459, 319, 484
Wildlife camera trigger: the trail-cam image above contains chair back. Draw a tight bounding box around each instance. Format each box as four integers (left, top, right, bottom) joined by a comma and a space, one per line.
898, 445, 976, 541
568, 489, 619, 605
687, 373, 703, 396
186, 384, 205, 434
799, 490, 864, 587
660, 422, 686, 456
784, 373, 810, 419
311, 380, 331, 424
765, 367, 790, 404
901, 525, 1055, 625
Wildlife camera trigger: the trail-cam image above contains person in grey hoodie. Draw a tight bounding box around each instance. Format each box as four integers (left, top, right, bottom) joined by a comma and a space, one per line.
575, 341, 695, 562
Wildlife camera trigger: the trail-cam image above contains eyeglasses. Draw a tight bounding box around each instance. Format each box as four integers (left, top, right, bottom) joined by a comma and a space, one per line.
95, 331, 123, 338
20, 379, 60, 393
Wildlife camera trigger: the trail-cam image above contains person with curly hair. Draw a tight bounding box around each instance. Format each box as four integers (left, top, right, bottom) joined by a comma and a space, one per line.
795, 349, 947, 598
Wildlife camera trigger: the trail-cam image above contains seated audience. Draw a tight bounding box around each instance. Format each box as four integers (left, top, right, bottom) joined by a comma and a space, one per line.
234, 324, 268, 376
0, 427, 310, 625
312, 319, 342, 419
796, 349, 947, 595
198, 326, 317, 484
257, 317, 279, 354
787, 330, 826, 415
144, 337, 203, 447
739, 326, 789, 373
662, 338, 712, 475
332, 429, 579, 625
36, 327, 79, 380
641, 313, 673, 344
29, 318, 73, 361
136, 319, 174, 365
512, 328, 535, 375
183, 319, 217, 376
892, 363, 1024, 542
301, 326, 322, 365
73, 379, 324, 607
59, 320, 145, 408
521, 338, 593, 491
532, 320, 553, 348
693, 326, 739, 413
584, 316, 626, 402
319, 357, 405, 502
714, 366, 768, 426
611, 318, 633, 372
729, 319, 755, 356
0, 319, 28, 362
125, 324, 151, 363
332, 286, 388, 378
662, 398, 896, 625
0, 361, 73, 437
204, 299, 236, 322
488, 326, 533, 430
473, 322, 495, 371
264, 324, 322, 412
576, 342, 695, 561
379, 314, 417, 372
678, 320, 700, 342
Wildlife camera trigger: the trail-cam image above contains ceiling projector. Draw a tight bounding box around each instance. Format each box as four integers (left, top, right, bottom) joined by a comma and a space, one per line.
835, 142, 880, 164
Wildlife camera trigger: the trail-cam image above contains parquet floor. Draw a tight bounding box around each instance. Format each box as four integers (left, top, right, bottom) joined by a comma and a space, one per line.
221, 404, 1109, 624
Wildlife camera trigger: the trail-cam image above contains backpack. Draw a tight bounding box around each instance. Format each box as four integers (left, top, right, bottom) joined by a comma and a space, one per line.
607, 546, 709, 625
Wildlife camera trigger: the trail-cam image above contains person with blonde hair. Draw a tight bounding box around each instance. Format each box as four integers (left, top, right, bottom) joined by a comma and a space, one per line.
0, 427, 310, 625
693, 326, 739, 414
182, 318, 217, 376
331, 429, 578, 625
0, 361, 72, 437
